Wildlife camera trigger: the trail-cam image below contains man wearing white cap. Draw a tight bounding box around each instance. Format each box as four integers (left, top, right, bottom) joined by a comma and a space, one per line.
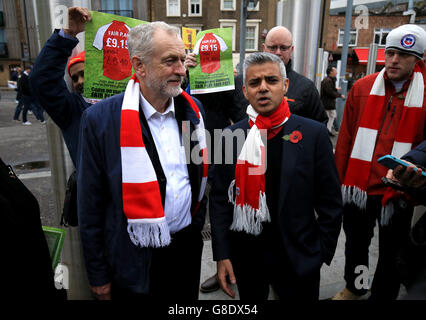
334, 24, 426, 300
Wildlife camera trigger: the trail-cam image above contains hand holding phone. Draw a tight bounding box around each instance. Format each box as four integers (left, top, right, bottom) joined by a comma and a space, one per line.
378, 155, 426, 177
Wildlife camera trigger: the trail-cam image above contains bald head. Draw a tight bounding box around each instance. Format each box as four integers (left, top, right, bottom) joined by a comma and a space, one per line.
262, 26, 294, 65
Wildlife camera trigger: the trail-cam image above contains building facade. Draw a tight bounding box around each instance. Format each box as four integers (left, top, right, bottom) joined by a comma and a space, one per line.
0, 0, 39, 87
322, 1, 426, 79
0, 0, 283, 86
150, 0, 280, 65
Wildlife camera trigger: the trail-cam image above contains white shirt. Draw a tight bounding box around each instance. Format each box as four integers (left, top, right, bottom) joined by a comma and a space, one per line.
140, 93, 192, 233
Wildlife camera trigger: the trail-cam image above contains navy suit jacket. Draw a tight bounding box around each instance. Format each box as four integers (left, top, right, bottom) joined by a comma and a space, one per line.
403, 140, 426, 167
402, 140, 426, 204
210, 114, 343, 277
77, 92, 207, 293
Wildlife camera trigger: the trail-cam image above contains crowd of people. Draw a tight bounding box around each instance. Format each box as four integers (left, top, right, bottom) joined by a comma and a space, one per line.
3, 6, 426, 301
11, 65, 46, 125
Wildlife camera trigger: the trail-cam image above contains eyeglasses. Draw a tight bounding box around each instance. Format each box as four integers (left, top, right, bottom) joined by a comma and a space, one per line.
265, 44, 292, 52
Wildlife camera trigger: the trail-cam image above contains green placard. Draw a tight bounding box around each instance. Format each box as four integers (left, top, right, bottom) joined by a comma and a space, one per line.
84, 11, 147, 102
189, 28, 235, 94
42, 226, 66, 270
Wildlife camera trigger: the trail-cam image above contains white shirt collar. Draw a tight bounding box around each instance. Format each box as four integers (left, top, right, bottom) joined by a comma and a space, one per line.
140, 92, 175, 120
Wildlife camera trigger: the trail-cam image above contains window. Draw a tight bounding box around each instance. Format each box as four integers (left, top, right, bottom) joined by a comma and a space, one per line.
247, 0, 259, 11
219, 20, 236, 51
167, 0, 180, 17
245, 20, 261, 51
337, 28, 358, 47
221, 0, 235, 11
189, 0, 202, 16
374, 28, 392, 46
246, 26, 256, 51
0, 29, 7, 57
100, 0, 133, 17
0, 0, 3, 27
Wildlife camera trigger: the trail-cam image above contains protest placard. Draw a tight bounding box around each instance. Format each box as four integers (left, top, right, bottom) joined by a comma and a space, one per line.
84, 11, 147, 102
189, 28, 234, 94
182, 27, 197, 50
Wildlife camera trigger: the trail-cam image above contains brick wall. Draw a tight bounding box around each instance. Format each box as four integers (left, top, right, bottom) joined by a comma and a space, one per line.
324, 15, 412, 52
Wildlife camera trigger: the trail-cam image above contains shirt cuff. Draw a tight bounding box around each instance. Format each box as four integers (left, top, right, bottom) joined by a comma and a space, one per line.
59, 29, 77, 40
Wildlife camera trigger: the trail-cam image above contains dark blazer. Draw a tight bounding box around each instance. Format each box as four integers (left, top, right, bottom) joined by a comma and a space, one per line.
402, 140, 426, 204
77, 92, 207, 293
403, 140, 426, 167
209, 114, 343, 277
18, 71, 32, 97
0, 158, 65, 300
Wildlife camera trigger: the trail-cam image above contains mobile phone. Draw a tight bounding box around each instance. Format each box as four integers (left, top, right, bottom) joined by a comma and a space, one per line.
381, 177, 407, 191
378, 155, 426, 177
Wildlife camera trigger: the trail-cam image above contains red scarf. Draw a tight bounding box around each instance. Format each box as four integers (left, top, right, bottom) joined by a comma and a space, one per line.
228, 98, 291, 235
341, 64, 424, 225
121, 74, 208, 247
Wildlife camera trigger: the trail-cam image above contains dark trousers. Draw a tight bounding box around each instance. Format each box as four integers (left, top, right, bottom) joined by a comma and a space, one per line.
112, 224, 204, 301
13, 95, 32, 122
31, 101, 45, 122
230, 225, 320, 301
343, 195, 413, 299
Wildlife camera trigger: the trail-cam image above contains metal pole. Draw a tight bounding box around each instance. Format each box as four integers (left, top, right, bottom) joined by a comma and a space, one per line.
22, 0, 32, 61
276, 0, 323, 79
290, 0, 309, 74
336, 0, 353, 129
315, 49, 329, 92
239, 0, 247, 74
366, 43, 378, 75
339, 0, 353, 96
33, 0, 92, 300
276, 0, 293, 31
305, 0, 322, 81
315, 48, 324, 91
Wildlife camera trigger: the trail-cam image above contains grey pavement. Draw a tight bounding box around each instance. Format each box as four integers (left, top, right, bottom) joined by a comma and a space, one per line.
1, 88, 404, 300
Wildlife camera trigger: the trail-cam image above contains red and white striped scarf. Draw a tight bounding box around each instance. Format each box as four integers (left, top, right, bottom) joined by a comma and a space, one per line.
342, 64, 424, 225
121, 74, 208, 247
228, 98, 291, 235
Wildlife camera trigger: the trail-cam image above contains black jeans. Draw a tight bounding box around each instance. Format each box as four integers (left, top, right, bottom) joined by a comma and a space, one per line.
230, 224, 320, 301
31, 101, 45, 122
112, 223, 204, 301
343, 195, 413, 299
14, 95, 33, 122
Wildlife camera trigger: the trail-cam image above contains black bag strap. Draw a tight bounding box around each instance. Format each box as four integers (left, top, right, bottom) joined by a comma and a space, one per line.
61, 170, 78, 227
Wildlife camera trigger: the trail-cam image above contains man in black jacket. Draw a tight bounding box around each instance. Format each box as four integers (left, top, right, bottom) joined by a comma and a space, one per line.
13, 65, 33, 125
321, 66, 345, 136
262, 26, 328, 125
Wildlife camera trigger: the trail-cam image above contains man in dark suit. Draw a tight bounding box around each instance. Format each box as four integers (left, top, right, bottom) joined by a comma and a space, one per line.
77, 22, 208, 300
209, 52, 342, 300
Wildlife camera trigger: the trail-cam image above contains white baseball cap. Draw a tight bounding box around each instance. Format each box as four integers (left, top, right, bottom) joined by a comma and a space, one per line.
385, 24, 426, 59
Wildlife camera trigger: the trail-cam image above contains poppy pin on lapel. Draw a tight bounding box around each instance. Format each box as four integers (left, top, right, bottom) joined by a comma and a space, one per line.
283, 130, 303, 143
